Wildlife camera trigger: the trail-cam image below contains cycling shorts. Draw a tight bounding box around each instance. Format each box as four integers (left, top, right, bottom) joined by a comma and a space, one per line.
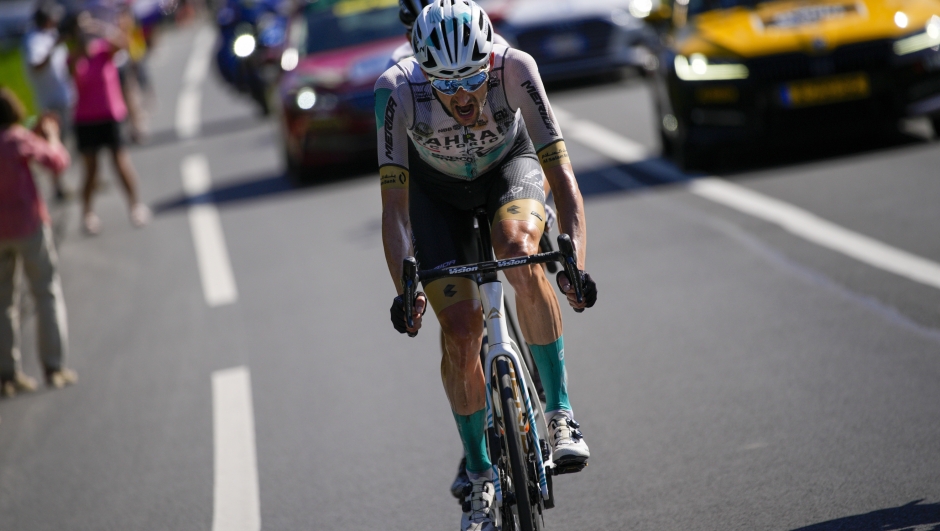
409, 128, 547, 314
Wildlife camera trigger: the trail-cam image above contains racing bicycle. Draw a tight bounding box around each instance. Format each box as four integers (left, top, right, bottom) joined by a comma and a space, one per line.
402, 208, 586, 531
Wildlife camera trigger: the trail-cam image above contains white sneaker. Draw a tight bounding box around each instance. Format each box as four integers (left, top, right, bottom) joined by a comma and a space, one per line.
130, 203, 151, 227
82, 212, 101, 235
461, 475, 497, 531
548, 412, 590, 466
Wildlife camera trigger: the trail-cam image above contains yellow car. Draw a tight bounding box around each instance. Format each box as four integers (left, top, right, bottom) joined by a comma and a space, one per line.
645, 0, 940, 169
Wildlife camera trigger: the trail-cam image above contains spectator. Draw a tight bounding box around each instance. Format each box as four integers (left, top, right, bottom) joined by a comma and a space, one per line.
0, 87, 78, 395
67, 11, 150, 235
25, 1, 75, 200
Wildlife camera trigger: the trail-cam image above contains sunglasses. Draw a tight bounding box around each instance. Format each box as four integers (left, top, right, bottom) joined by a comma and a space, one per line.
429, 68, 489, 95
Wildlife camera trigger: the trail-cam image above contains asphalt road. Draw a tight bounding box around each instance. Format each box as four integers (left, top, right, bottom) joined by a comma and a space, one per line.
1, 22, 939, 531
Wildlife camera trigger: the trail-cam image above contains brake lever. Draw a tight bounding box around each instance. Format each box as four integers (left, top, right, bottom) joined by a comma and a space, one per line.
402, 257, 418, 329
556, 234, 583, 306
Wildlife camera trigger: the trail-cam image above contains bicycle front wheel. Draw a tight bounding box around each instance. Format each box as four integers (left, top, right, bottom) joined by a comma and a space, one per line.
496, 358, 543, 531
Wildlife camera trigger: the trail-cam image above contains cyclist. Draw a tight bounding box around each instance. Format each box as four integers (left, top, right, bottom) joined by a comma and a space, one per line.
376, 1, 597, 529
389, 0, 558, 504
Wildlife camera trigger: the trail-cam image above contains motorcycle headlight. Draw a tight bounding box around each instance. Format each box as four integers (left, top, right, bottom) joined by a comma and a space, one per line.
674, 54, 749, 81
894, 15, 940, 55
296, 87, 317, 110
233, 34, 256, 58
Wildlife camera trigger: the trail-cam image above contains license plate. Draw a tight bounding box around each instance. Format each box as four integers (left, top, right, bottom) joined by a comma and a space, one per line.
782, 72, 871, 108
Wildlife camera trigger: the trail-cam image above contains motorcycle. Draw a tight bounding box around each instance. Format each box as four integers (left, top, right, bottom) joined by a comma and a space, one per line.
215, 0, 289, 115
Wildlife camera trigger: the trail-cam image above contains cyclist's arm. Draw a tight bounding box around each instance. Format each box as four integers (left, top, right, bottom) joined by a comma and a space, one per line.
503, 49, 586, 269
381, 187, 412, 292
375, 69, 414, 292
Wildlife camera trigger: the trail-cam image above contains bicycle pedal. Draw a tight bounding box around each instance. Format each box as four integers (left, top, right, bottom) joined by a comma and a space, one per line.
549, 461, 587, 475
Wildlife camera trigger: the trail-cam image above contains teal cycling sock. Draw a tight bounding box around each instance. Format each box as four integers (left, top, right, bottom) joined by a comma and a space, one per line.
453, 408, 492, 474
528, 336, 572, 413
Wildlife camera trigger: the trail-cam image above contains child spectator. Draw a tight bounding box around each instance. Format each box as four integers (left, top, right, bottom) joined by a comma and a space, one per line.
68, 11, 150, 235
0, 87, 77, 394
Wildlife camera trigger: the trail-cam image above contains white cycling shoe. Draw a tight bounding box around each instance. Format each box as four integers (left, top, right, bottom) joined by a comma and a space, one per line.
461, 475, 497, 531
548, 411, 590, 467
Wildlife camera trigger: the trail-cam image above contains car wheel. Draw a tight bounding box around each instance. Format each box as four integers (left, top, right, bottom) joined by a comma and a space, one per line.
284, 148, 305, 182
670, 122, 709, 172
659, 127, 673, 158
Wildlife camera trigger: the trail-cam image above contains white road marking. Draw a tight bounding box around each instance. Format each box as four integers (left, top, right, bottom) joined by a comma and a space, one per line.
176, 26, 216, 139
553, 107, 649, 164
552, 106, 940, 291
182, 155, 238, 306
212, 366, 261, 531
689, 178, 940, 290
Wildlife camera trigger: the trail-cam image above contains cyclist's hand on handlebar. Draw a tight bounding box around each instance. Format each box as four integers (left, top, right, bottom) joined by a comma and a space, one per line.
556, 270, 598, 312
391, 292, 428, 337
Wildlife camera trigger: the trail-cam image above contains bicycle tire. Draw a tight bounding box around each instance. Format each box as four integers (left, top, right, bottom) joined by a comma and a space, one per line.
496, 358, 543, 531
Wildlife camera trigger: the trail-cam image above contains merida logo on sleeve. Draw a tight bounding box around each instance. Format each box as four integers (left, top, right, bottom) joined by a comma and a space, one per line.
520, 80, 557, 137
384, 98, 397, 160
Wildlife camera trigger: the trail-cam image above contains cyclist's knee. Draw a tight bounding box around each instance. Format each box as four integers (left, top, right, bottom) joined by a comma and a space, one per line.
438, 299, 484, 347
492, 220, 541, 260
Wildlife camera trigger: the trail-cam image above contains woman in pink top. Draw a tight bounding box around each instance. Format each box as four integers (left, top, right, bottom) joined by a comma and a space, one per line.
0, 87, 77, 393
68, 12, 150, 235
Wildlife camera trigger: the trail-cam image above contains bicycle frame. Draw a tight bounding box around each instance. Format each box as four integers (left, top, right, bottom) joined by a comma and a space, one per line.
478, 279, 550, 505
400, 229, 584, 525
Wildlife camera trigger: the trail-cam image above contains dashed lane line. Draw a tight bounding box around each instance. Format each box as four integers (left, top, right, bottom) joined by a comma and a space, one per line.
552, 107, 940, 291
182, 155, 238, 306
176, 25, 215, 140
212, 366, 261, 531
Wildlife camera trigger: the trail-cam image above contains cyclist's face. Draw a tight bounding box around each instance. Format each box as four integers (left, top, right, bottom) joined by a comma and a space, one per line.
435, 84, 488, 127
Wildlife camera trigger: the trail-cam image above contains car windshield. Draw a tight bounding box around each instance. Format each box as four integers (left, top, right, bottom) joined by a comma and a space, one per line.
687, 0, 764, 17
305, 0, 402, 55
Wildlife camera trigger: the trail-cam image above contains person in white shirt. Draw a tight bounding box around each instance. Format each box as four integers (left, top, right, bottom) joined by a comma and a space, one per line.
25, 2, 75, 199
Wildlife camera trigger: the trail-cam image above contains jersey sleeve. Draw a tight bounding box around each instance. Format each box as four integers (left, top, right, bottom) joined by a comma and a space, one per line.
17, 127, 70, 173
374, 67, 411, 191
502, 48, 570, 170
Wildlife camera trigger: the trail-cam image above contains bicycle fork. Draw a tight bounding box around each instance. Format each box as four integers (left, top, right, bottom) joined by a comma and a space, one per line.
479, 280, 550, 505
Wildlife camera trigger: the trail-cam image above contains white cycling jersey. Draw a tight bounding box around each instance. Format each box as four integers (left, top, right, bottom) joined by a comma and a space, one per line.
375, 44, 570, 185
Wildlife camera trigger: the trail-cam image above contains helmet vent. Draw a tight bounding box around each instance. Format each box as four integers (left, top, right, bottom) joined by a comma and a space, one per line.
471, 41, 487, 62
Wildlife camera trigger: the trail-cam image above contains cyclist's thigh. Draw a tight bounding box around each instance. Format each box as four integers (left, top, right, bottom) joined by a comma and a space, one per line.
409, 176, 480, 315
486, 160, 547, 246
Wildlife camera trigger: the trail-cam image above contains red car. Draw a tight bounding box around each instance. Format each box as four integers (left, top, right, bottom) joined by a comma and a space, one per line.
277, 0, 405, 179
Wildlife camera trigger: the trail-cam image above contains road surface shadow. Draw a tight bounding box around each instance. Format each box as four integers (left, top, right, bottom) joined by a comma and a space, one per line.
791, 499, 940, 531
152, 159, 376, 214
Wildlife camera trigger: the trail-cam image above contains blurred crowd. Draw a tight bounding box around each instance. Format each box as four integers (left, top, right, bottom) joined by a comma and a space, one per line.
0, 0, 202, 418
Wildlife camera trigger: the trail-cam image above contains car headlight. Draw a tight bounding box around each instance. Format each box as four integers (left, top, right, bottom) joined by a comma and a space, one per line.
281, 47, 299, 71
233, 34, 256, 58
296, 87, 317, 110
625, 1, 650, 20
894, 15, 940, 55
674, 54, 749, 81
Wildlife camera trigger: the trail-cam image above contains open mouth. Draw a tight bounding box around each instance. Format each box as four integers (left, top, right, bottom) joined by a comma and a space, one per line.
454, 102, 476, 121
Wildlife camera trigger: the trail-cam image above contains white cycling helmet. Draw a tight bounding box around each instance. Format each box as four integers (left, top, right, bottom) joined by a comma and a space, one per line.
411, 0, 494, 79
